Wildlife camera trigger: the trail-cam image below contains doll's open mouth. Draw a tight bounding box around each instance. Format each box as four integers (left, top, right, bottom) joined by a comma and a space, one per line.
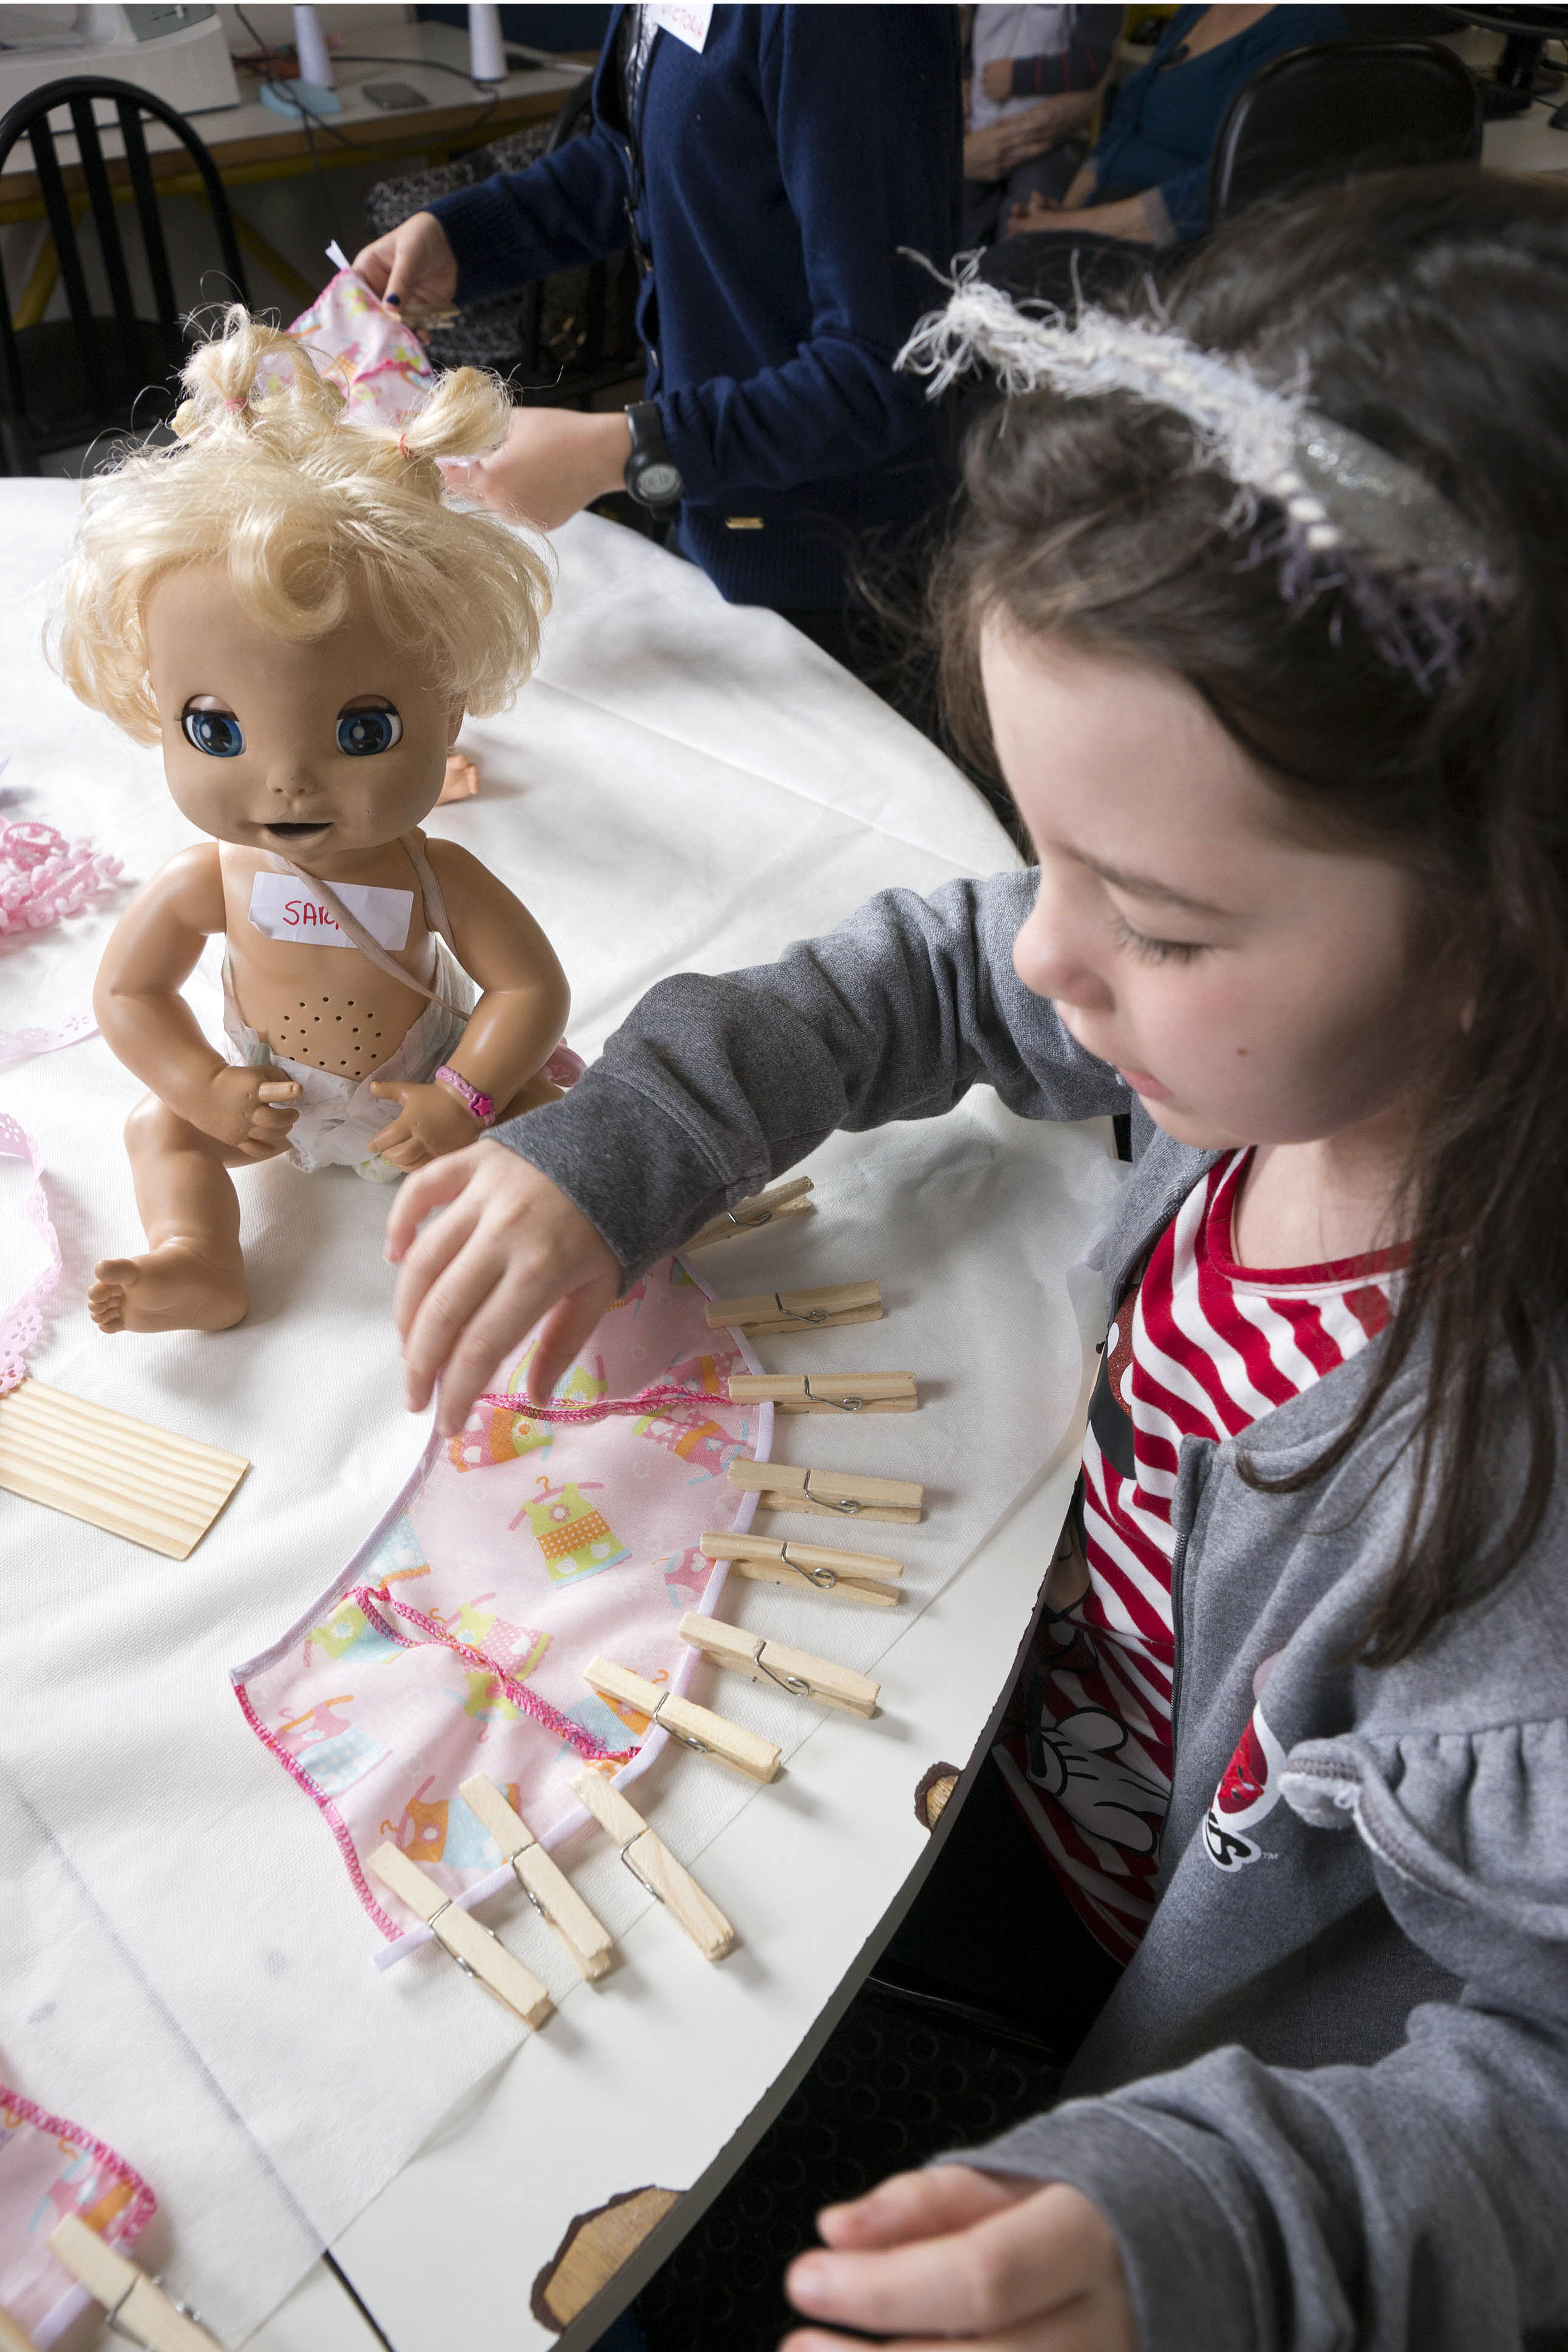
262, 821, 332, 840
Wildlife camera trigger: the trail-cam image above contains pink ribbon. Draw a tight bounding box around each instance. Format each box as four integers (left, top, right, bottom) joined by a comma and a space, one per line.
0, 1113, 61, 1395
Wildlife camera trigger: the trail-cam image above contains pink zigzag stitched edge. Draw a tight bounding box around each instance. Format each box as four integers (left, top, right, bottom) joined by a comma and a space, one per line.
230, 1675, 403, 1942
0, 2087, 157, 2243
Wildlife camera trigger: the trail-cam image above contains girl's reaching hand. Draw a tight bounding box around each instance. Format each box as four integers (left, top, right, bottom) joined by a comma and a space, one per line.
384, 1144, 621, 1434
782, 2168, 1135, 2352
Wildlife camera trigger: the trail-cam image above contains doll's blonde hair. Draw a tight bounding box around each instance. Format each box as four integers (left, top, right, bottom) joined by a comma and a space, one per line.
55, 306, 551, 742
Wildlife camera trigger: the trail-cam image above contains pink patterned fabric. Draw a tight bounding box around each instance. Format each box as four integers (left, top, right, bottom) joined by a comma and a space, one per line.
0, 2087, 154, 2347
232, 1259, 768, 1949
282, 271, 435, 428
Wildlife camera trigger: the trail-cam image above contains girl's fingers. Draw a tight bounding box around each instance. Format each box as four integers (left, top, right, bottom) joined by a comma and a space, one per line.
396, 1225, 494, 1402
384, 1149, 481, 1264
428, 1264, 560, 1434
525, 1279, 620, 1405
817, 2169, 1025, 2252
785, 2184, 1124, 2343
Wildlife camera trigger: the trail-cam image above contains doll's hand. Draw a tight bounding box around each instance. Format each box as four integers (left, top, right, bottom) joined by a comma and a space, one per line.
196, 1065, 301, 1157
369, 1080, 487, 1171
385, 1143, 621, 1435
783, 2168, 1135, 2352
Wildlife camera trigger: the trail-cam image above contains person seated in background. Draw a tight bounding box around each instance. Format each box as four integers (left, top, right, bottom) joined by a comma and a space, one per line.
961, 5, 1122, 248
983, 2, 1344, 305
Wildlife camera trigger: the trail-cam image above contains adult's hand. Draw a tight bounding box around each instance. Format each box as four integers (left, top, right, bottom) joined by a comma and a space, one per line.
963, 100, 1077, 183
445, 406, 634, 531
385, 1142, 621, 1434
782, 2169, 1136, 2352
351, 211, 458, 313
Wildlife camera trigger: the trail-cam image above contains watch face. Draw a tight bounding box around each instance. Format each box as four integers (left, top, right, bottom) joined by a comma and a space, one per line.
637, 460, 683, 503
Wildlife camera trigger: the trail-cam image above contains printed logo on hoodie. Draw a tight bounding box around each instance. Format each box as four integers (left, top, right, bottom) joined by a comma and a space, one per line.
1204, 1699, 1287, 1870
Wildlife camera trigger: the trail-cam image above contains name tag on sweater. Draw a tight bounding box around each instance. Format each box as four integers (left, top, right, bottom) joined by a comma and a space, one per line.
647, 1, 711, 52
248, 871, 412, 950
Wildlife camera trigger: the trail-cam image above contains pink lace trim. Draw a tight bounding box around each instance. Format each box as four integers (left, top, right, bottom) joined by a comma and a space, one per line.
0, 820, 120, 935
0, 1115, 60, 1396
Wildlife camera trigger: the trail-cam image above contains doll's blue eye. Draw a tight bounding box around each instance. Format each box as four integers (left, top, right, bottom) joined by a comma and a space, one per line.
182, 707, 244, 758
336, 708, 403, 757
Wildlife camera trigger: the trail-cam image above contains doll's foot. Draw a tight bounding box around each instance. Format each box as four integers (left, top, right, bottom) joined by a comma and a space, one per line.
89, 1243, 247, 1334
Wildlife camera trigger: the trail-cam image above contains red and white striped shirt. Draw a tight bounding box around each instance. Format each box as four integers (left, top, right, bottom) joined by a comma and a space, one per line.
997, 1149, 1396, 1963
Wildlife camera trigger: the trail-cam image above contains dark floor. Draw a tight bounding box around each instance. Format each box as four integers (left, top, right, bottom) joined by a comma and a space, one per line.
629, 1756, 1122, 2352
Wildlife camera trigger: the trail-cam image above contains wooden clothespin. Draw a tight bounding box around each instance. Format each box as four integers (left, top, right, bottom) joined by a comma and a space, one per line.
728, 1457, 923, 1525
367, 1843, 553, 2026
459, 1773, 614, 1982
729, 1371, 917, 1415
0, 2302, 38, 2352
46, 2215, 223, 2352
678, 1611, 879, 1716
582, 1658, 782, 1782
701, 1529, 904, 1606
686, 1175, 814, 1250
704, 1280, 881, 1336
569, 1768, 735, 1960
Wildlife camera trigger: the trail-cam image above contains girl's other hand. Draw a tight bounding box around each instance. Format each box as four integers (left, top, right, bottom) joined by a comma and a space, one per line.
445, 407, 633, 531
350, 211, 458, 313
385, 1144, 621, 1433
782, 2167, 1135, 2352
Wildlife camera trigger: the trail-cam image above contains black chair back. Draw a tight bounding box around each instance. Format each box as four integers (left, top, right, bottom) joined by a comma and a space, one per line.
0, 75, 250, 471
1207, 39, 1482, 229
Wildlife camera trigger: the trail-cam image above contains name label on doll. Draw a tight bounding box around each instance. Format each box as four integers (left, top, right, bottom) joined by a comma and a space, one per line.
647, 0, 711, 52
248, 871, 413, 951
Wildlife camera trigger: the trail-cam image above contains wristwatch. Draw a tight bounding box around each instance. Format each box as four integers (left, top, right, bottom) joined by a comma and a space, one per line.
624, 401, 684, 511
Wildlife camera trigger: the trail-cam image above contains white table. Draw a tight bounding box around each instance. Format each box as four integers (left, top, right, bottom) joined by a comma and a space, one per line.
0, 489, 1109, 2352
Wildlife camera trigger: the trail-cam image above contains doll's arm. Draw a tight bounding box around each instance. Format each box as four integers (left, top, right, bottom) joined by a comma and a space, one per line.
94, 846, 301, 1150
369, 840, 570, 1163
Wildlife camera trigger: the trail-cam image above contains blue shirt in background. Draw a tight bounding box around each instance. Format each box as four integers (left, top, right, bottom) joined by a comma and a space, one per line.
429, 5, 961, 612
1090, 3, 1345, 240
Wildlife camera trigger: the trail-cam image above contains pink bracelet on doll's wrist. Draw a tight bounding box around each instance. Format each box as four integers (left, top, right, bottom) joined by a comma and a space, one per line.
434, 1066, 496, 1128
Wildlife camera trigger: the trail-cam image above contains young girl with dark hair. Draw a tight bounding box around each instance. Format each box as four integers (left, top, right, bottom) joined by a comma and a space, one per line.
384, 169, 1568, 2349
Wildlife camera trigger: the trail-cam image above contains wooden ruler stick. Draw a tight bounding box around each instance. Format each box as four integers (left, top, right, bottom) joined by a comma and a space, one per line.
569, 1768, 735, 1960
367, 1844, 553, 2026
459, 1773, 614, 1982
686, 1176, 814, 1250
728, 1457, 923, 1525
704, 1280, 881, 1335
46, 2215, 223, 2352
701, 1529, 904, 1606
583, 1658, 782, 1783
679, 1611, 879, 1716
728, 1371, 916, 1414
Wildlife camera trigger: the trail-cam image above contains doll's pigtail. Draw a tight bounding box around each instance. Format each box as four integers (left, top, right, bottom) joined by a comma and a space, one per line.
388, 366, 513, 479
173, 304, 343, 443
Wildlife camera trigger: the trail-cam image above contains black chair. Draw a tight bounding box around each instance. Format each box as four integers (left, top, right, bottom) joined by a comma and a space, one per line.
1208, 38, 1483, 229
0, 77, 250, 472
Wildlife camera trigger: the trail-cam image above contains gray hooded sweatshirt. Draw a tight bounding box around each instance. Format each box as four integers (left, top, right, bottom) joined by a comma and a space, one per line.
494, 871, 1568, 2351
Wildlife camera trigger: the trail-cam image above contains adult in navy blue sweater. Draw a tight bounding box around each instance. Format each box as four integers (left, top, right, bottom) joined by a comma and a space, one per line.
353, 7, 961, 619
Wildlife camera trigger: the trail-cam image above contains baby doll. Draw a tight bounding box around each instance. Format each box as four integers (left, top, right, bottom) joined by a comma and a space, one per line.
57, 307, 572, 1337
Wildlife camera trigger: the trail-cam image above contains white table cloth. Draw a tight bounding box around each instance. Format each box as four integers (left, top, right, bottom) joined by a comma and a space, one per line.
0, 490, 1116, 2349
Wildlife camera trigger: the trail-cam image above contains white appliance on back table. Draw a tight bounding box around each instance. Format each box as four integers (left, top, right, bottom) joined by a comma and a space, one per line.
0, 5, 239, 120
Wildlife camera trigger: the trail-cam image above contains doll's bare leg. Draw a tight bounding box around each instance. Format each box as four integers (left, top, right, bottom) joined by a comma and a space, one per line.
89, 1095, 252, 1335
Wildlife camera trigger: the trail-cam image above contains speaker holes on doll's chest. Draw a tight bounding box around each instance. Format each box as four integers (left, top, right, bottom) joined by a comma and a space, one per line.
274, 994, 384, 1079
